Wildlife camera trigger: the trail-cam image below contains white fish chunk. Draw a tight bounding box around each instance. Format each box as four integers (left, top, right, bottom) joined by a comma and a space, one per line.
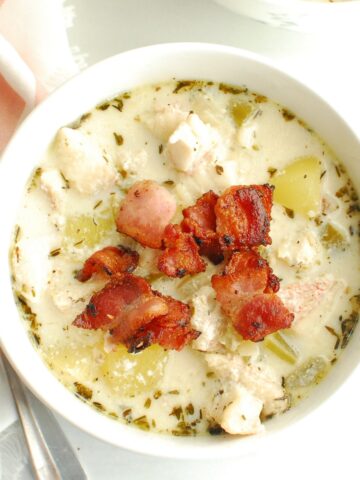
277, 228, 322, 268
206, 353, 288, 418
167, 113, 220, 173
191, 286, 227, 352
142, 103, 188, 142
55, 127, 117, 194
40, 168, 67, 213
210, 383, 264, 435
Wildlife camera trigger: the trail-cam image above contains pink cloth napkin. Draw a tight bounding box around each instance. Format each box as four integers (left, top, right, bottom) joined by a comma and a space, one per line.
0, 0, 78, 151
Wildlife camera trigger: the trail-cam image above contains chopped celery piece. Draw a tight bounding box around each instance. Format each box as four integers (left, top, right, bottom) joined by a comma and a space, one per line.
231, 102, 253, 127
264, 331, 298, 364
272, 156, 321, 216
62, 207, 115, 250
101, 344, 168, 396
321, 223, 346, 248
285, 356, 329, 390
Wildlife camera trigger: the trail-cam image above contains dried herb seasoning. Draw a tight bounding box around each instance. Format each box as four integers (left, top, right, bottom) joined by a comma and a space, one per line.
219, 83, 247, 95
113, 132, 124, 146
74, 382, 93, 400
281, 108, 295, 121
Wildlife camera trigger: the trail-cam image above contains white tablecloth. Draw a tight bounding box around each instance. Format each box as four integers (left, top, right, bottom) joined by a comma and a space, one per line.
1, 1, 359, 478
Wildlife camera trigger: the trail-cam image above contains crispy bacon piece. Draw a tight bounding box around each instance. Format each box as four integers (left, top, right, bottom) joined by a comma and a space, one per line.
211, 250, 293, 341
123, 293, 200, 352
77, 246, 139, 282
73, 273, 198, 351
116, 180, 177, 249
234, 294, 293, 342
158, 224, 206, 278
73, 274, 168, 334
181, 190, 223, 264
215, 184, 273, 250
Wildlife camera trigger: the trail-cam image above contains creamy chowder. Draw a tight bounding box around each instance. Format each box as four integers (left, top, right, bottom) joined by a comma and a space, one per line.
11, 80, 360, 437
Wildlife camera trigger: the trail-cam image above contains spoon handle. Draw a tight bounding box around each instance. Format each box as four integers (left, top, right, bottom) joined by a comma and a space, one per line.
2, 353, 87, 480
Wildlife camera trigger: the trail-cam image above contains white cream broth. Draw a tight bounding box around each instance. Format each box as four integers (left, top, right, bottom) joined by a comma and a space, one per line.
11, 80, 360, 437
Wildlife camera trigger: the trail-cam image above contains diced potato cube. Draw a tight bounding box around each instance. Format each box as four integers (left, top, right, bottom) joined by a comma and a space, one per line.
44, 343, 102, 383
101, 345, 168, 396
272, 156, 322, 216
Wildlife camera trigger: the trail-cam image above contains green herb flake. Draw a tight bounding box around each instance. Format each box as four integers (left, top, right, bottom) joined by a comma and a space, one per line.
321, 224, 346, 249
93, 401, 105, 411
80, 112, 91, 123
170, 406, 183, 420
185, 403, 194, 415
325, 325, 341, 350
60, 171, 70, 189
49, 248, 61, 257
122, 408, 132, 419
144, 398, 152, 409
153, 390, 162, 400
159, 144, 164, 154
351, 294, 360, 310
281, 108, 295, 121
284, 207, 295, 219
133, 415, 150, 431
96, 102, 110, 111
32, 332, 41, 346
173, 80, 197, 94
219, 83, 247, 95
74, 382, 93, 400
207, 423, 225, 436
27, 167, 43, 192
168, 390, 180, 395
112, 98, 124, 112
267, 167, 277, 178
254, 94, 268, 104
113, 132, 124, 146
93, 200, 103, 210
14, 225, 21, 243
341, 312, 359, 348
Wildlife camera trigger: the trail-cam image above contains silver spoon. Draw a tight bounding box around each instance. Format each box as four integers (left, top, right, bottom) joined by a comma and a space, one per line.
2, 353, 88, 480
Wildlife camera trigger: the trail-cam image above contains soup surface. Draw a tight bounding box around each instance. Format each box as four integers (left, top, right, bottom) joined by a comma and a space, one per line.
12, 80, 360, 436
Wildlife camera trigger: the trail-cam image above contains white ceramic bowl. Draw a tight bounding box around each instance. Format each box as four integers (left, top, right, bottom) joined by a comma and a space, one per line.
214, 0, 360, 31
1, 43, 360, 459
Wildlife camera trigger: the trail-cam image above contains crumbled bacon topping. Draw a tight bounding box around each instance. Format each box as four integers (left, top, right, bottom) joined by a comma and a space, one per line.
77, 245, 139, 282
215, 184, 273, 250
234, 294, 293, 342
211, 250, 293, 341
74, 180, 291, 347
73, 273, 168, 333
73, 273, 199, 351
124, 293, 199, 352
158, 224, 206, 278
181, 190, 223, 264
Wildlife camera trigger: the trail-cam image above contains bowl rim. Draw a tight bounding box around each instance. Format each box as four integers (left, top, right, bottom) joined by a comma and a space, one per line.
250, 0, 360, 7
1, 41, 360, 459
